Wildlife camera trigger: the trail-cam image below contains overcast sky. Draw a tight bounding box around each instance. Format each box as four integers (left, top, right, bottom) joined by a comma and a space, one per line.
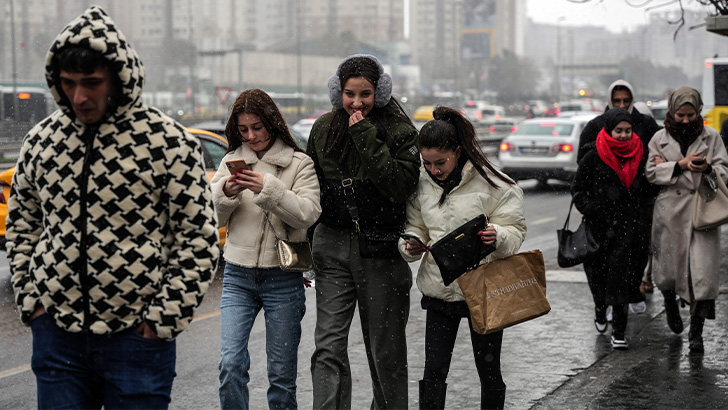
525, 0, 707, 33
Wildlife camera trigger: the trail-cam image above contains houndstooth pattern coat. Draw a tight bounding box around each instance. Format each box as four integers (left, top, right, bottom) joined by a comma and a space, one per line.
5, 6, 220, 340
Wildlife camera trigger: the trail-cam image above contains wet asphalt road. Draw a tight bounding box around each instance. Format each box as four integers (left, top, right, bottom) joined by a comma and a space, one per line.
1, 179, 727, 409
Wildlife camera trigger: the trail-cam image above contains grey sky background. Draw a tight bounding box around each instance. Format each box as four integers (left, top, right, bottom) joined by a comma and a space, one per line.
526, 0, 708, 33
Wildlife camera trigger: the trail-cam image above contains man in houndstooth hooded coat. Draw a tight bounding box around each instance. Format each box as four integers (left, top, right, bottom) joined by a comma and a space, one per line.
5, 6, 220, 408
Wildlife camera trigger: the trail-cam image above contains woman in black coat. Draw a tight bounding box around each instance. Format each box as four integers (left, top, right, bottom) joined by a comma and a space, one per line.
572, 108, 660, 350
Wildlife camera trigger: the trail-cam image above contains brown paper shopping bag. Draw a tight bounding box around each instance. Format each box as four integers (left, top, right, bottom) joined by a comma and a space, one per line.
456, 250, 550, 335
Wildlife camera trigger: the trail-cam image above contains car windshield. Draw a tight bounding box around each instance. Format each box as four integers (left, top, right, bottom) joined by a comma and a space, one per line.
515, 122, 574, 136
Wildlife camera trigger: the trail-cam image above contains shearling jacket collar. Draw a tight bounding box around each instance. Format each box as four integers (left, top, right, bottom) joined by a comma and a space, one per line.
239, 137, 295, 169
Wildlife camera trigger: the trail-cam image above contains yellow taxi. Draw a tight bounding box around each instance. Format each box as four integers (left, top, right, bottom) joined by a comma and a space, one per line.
0, 128, 230, 249
413, 105, 435, 122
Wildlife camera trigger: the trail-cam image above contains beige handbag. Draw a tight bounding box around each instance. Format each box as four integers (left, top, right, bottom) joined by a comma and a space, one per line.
693, 171, 728, 230
264, 213, 313, 272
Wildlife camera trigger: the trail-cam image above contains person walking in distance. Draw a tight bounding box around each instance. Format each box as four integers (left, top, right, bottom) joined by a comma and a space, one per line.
5, 6, 220, 409
308, 54, 420, 409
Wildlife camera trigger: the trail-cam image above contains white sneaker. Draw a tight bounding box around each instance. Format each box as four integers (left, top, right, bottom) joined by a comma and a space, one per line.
611, 335, 629, 350
629, 301, 647, 314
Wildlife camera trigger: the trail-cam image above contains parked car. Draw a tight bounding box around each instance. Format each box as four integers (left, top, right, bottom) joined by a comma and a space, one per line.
413, 105, 435, 122
0, 128, 231, 250
498, 114, 598, 185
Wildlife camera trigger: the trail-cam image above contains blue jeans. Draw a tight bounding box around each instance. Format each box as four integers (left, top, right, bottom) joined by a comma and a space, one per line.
218, 263, 306, 410
30, 313, 176, 410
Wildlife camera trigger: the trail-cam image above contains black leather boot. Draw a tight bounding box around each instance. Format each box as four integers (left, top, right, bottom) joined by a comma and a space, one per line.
481, 386, 506, 410
419, 379, 447, 410
689, 315, 705, 353
662, 290, 683, 334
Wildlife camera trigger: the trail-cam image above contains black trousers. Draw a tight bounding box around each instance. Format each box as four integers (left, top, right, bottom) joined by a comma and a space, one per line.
422, 303, 505, 389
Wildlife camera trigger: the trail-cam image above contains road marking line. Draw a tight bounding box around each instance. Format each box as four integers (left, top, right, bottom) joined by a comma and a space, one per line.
0, 364, 31, 379
530, 217, 557, 225
191, 309, 221, 323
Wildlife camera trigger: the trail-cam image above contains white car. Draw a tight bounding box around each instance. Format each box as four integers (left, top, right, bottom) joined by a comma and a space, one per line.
462, 101, 505, 126
649, 100, 668, 124
498, 114, 598, 185
291, 117, 317, 143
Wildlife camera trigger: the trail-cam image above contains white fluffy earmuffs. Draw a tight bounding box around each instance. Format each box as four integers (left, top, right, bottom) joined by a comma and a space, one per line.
327, 54, 392, 109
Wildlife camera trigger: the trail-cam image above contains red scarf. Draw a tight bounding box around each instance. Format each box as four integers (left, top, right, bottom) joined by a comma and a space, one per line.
595, 128, 643, 190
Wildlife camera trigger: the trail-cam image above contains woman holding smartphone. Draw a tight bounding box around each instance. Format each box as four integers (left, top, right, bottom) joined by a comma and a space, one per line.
399, 106, 526, 410
646, 86, 728, 353
210, 89, 321, 409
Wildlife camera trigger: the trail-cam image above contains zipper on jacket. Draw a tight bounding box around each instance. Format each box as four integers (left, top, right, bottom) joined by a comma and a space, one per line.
78, 127, 96, 332
254, 215, 268, 267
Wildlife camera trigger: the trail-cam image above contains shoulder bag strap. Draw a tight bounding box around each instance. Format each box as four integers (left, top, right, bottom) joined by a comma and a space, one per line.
563, 198, 575, 230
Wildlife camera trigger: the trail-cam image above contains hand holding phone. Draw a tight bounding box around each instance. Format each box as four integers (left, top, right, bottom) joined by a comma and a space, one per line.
226, 159, 249, 175
400, 233, 429, 250
692, 159, 705, 166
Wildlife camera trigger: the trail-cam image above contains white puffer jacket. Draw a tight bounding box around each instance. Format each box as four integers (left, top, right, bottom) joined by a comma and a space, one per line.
211, 138, 321, 268
399, 161, 527, 302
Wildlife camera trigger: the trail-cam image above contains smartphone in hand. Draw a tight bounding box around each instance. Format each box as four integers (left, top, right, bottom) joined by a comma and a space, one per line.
400, 233, 430, 250
226, 159, 249, 175
692, 159, 706, 166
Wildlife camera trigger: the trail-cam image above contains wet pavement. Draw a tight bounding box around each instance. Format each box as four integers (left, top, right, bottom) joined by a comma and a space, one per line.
1, 221, 726, 409
379, 226, 728, 409
525, 227, 728, 410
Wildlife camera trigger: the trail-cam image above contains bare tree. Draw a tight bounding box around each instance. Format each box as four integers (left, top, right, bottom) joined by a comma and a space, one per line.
568, 0, 728, 38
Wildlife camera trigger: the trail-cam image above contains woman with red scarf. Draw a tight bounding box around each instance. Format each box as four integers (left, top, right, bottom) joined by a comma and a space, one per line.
572, 108, 660, 350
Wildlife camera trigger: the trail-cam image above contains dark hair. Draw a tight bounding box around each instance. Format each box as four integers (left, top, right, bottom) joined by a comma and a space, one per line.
419, 106, 514, 189
55, 46, 111, 74
224, 89, 304, 154
53, 46, 121, 116
324, 57, 414, 162
611, 85, 632, 99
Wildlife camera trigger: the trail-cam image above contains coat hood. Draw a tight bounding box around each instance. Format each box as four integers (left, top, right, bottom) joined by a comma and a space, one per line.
45, 6, 144, 119
607, 79, 635, 114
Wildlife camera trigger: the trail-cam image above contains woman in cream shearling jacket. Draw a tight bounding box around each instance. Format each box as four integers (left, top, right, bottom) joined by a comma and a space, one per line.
210, 89, 320, 410
211, 136, 320, 268
399, 106, 526, 410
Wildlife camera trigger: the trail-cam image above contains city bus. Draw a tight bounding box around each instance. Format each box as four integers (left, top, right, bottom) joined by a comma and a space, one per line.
0, 86, 52, 124
701, 57, 728, 131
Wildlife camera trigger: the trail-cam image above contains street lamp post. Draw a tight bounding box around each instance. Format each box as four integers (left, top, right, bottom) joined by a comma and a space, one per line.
556, 16, 565, 103
10, 0, 19, 121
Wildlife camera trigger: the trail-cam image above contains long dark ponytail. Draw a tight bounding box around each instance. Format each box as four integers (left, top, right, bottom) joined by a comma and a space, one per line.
419, 106, 513, 189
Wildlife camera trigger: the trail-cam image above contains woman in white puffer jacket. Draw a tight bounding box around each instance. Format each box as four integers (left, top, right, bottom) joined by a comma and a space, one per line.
399, 106, 526, 410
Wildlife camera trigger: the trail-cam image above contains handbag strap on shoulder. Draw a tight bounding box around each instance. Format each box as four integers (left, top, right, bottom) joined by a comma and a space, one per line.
563, 198, 575, 229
